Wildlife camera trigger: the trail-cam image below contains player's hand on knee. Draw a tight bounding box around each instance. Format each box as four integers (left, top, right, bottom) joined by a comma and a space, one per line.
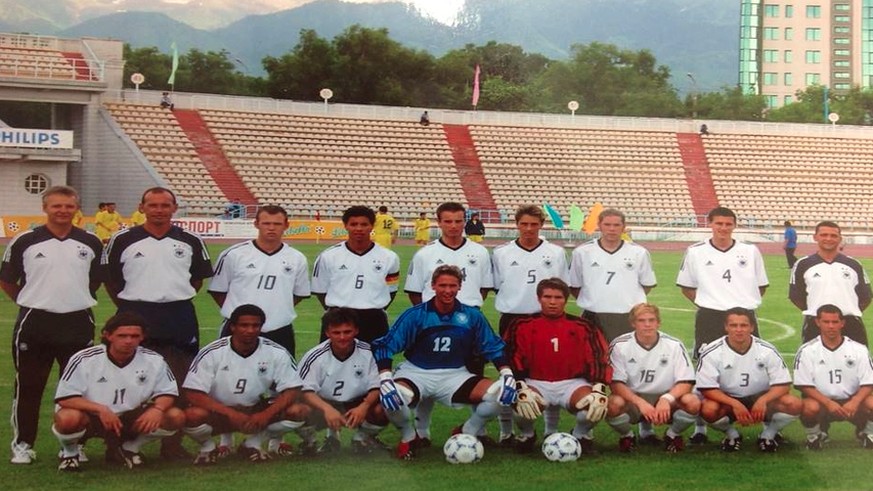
98, 407, 123, 436
491, 368, 517, 406
513, 381, 544, 420
576, 383, 608, 422
379, 373, 404, 412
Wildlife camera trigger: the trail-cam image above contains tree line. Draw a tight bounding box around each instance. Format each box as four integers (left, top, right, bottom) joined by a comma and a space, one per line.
112, 25, 873, 125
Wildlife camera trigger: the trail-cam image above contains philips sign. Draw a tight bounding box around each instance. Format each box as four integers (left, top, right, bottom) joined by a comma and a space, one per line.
0, 129, 74, 149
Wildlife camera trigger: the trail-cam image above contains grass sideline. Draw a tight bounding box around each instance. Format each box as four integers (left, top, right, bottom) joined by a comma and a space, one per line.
1, 242, 872, 490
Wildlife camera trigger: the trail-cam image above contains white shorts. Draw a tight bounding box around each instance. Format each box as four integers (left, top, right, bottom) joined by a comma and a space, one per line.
394, 361, 478, 408
526, 378, 590, 410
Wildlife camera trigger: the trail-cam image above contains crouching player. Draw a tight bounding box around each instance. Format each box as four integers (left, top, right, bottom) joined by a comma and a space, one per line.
298, 308, 389, 454
53, 312, 185, 471
505, 278, 612, 454
697, 308, 801, 452
605, 303, 699, 452
372, 265, 516, 460
182, 305, 309, 464
794, 304, 873, 450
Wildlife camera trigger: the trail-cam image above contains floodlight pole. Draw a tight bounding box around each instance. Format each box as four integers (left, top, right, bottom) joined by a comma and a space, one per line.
687, 72, 698, 119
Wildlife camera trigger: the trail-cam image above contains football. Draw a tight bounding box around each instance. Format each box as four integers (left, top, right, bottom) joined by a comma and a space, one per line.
541, 432, 582, 462
443, 433, 484, 464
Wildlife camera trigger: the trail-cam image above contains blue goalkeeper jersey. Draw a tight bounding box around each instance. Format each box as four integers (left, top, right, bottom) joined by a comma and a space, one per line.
372, 300, 506, 370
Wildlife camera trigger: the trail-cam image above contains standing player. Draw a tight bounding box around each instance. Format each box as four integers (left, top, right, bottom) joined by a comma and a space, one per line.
605, 303, 699, 452
104, 187, 212, 459
1, 185, 103, 465
405, 202, 494, 442
372, 265, 516, 460
183, 305, 309, 464
52, 312, 185, 471
298, 308, 388, 454
209, 205, 310, 356
130, 208, 146, 227
677, 206, 768, 359
794, 304, 873, 450
492, 205, 568, 442
94, 201, 122, 244
569, 208, 657, 342
790, 220, 872, 346
373, 206, 399, 249
413, 212, 431, 246
505, 278, 611, 454
697, 308, 801, 452
783, 220, 798, 269
311, 205, 400, 343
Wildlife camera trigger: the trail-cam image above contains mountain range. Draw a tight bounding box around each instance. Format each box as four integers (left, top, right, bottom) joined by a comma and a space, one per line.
0, 0, 740, 92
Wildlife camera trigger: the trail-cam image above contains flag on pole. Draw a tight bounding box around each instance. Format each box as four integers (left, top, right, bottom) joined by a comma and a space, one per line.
472, 64, 480, 107
543, 203, 564, 229
583, 203, 603, 234
569, 205, 585, 231
167, 42, 179, 86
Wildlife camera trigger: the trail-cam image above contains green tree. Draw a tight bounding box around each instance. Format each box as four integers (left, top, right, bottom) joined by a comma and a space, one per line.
263, 29, 337, 100
692, 86, 767, 121
766, 84, 828, 123
122, 45, 172, 91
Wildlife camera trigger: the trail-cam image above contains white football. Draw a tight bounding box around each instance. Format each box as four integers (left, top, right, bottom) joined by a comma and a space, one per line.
443, 433, 484, 464
541, 432, 582, 462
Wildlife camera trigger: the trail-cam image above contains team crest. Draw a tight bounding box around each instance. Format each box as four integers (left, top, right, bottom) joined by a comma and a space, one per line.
354, 366, 364, 378
467, 255, 478, 266
283, 262, 294, 274
624, 258, 634, 270
542, 256, 553, 268
737, 256, 748, 268
372, 260, 384, 272
258, 362, 268, 374
136, 370, 147, 384
77, 246, 90, 260
173, 245, 186, 258
842, 268, 852, 280
846, 357, 856, 368
756, 359, 766, 369
454, 312, 469, 324
659, 355, 669, 366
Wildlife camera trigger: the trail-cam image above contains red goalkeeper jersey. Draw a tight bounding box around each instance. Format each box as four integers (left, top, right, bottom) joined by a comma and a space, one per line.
505, 313, 612, 383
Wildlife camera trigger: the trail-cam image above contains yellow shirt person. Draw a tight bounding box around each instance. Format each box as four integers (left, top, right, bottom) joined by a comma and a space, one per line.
94, 203, 122, 242
414, 213, 431, 245
130, 210, 146, 226
373, 206, 399, 249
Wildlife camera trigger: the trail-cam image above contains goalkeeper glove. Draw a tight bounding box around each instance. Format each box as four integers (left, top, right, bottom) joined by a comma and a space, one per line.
575, 382, 608, 423
379, 372, 404, 412
513, 381, 545, 420
495, 368, 517, 406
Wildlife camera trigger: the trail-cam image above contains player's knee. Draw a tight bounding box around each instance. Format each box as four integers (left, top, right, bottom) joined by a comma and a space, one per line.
162, 407, 186, 430
863, 395, 873, 413
777, 394, 803, 415
699, 400, 722, 422
184, 406, 209, 426
368, 404, 389, 425
679, 394, 701, 415
286, 402, 311, 421
801, 397, 822, 418
606, 394, 626, 416
54, 408, 88, 433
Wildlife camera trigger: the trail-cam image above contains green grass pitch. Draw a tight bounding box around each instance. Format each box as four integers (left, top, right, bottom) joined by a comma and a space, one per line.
1, 242, 872, 490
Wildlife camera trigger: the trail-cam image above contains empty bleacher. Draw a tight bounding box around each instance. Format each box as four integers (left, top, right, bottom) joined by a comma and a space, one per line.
199, 109, 465, 218
470, 125, 695, 224
104, 103, 227, 215
703, 133, 873, 228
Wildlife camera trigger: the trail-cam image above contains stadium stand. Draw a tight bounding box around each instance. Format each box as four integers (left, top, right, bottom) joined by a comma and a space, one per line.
0, 34, 103, 82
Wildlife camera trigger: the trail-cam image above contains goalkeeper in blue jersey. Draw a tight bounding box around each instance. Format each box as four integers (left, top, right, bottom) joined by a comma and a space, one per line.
372, 265, 516, 460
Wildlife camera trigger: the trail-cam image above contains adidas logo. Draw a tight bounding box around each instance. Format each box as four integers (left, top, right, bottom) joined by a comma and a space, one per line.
436, 259, 445, 264
510, 261, 519, 266
246, 263, 256, 269
134, 252, 145, 258
628, 358, 636, 364
591, 262, 600, 267
724, 364, 733, 370
97, 376, 108, 383
221, 365, 230, 371
339, 265, 348, 270
705, 260, 714, 266
35, 252, 46, 259
818, 360, 826, 365
813, 273, 821, 278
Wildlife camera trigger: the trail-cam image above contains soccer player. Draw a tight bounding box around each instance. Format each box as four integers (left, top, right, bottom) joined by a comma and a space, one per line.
130, 209, 146, 226
569, 208, 657, 342
605, 303, 699, 453
52, 312, 185, 471
298, 308, 388, 454
1, 185, 103, 465
413, 212, 431, 246
492, 205, 568, 442
404, 201, 494, 442
373, 205, 399, 249
183, 305, 309, 464
210, 205, 310, 356
311, 205, 400, 343
505, 278, 611, 454
464, 212, 485, 242
406, 202, 493, 308
794, 304, 873, 450
697, 308, 801, 452
677, 207, 768, 359
94, 201, 122, 244
783, 220, 798, 269
789, 220, 872, 346
372, 265, 516, 460
104, 187, 212, 460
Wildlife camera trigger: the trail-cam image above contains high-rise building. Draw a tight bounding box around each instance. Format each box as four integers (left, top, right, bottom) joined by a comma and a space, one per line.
740, 0, 873, 108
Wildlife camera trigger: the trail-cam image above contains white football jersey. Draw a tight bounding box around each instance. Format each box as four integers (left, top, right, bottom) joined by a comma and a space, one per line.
209, 240, 311, 330
184, 337, 302, 407
297, 339, 379, 403
405, 238, 493, 306
696, 335, 791, 398
789, 254, 872, 317
609, 332, 694, 395
56, 345, 178, 413
794, 336, 873, 400
569, 239, 657, 313
492, 239, 568, 314
311, 242, 400, 309
676, 240, 768, 310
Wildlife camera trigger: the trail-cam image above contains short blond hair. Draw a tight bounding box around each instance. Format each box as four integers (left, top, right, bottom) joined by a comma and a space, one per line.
629, 303, 660, 323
